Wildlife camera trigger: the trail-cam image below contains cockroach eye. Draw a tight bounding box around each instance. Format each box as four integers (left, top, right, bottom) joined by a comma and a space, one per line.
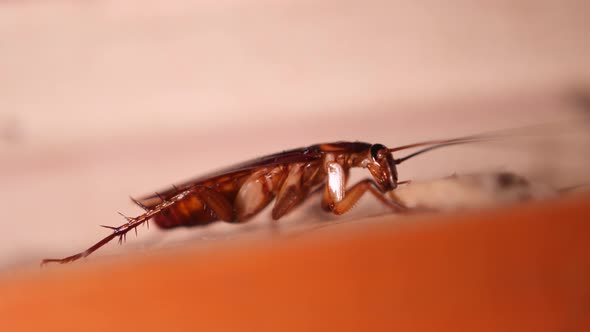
370, 144, 387, 160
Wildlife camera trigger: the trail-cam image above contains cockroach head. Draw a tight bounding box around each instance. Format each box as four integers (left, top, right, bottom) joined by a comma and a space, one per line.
367, 143, 398, 191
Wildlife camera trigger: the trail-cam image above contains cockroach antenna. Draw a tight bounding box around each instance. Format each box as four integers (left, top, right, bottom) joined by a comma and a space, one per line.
394, 141, 481, 165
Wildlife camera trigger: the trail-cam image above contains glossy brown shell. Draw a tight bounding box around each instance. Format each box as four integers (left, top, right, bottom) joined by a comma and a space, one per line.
139, 142, 372, 228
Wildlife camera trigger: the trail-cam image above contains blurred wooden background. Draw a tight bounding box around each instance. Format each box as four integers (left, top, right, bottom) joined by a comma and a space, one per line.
1, 191, 589, 332
1, 0, 589, 269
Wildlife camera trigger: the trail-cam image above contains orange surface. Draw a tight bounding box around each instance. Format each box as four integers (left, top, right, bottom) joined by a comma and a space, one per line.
1, 194, 589, 332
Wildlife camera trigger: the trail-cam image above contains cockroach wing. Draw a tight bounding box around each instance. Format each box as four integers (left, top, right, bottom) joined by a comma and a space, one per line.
136, 146, 324, 228
139, 146, 323, 204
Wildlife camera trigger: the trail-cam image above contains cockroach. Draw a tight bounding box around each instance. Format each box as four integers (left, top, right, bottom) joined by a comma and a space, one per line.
41, 134, 497, 264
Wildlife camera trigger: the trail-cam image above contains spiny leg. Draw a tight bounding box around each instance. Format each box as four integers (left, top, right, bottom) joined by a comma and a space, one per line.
130, 196, 149, 211
41, 187, 197, 265
193, 186, 234, 222
322, 162, 406, 215
233, 167, 287, 222
322, 178, 407, 215
271, 162, 324, 220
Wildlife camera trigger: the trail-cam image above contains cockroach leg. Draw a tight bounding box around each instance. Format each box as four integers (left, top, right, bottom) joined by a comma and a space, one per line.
321, 161, 405, 215
171, 184, 180, 194
272, 163, 321, 220
386, 190, 407, 211
271, 163, 305, 220
117, 211, 133, 222
130, 196, 149, 211
119, 232, 127, 245
41, 188, 196, 265
324, 162, 346, 204
234, 168, 282, 222
323, 178, 407, 215
193, 187, 233, 222
99, 224, 118, 231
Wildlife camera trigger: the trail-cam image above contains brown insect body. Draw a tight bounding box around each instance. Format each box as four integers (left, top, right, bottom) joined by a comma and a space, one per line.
42, 136, 486, 264
141, 142, 395, 229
